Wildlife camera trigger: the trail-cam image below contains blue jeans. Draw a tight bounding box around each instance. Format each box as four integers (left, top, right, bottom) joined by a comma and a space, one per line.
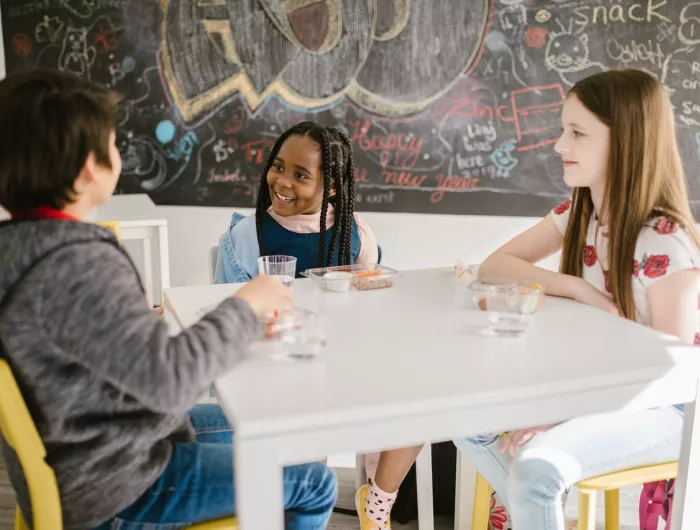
454, 407, 683, 530
95, 404, 337, 529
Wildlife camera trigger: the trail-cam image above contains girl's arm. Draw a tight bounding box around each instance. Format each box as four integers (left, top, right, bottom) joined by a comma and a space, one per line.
647, 269, 699, 344
479, 213, 582, 298
354, 213, 379, 265
638, 223, 700, 344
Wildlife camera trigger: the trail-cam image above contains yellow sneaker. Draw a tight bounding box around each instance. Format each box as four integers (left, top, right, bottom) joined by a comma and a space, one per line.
355, 483, 391, 529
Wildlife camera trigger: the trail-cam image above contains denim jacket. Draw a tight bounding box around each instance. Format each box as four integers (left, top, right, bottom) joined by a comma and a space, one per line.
213, 212, 367, 284
213, 213, 258, 284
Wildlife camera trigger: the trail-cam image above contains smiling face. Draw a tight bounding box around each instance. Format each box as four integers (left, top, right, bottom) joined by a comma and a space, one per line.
267, 134, 329, 216
554, 94, 610, 191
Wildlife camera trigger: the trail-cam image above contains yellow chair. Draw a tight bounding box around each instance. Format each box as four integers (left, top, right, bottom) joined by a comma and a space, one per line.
473, 463, 678, 530
95, 220, 121, 239
0, 359, 237, 530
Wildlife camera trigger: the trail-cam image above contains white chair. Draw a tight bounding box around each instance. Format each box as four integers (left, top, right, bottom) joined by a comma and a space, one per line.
209, 246, 219, 284
107, 219, 170, 306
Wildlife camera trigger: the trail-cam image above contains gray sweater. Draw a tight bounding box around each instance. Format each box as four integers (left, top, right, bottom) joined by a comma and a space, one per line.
0, 219, 260, 529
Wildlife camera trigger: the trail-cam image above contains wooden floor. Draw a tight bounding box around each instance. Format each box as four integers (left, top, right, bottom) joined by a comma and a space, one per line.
0, 453, 641, 530
0, 453, 14, 530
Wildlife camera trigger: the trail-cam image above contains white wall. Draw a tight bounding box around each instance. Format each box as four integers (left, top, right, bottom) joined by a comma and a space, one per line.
95, 194, 559, 287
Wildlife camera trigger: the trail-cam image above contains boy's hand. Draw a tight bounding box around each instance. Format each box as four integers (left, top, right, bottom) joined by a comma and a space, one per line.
152, 306, 164, 318
234, 275, 293, 317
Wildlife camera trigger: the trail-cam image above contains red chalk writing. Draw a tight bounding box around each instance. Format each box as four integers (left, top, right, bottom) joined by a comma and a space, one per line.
347, 120, 423, 169
238, 139, 274, 165
511, 84, 565, 151
431, 175, 480, 203
93, 24, 118, 53
224, 107, 246, 135
208, 167, 248, 183
382, 170, 428, 187
354, 167, 369, 183
11, 34, 31, 56
526, 27, 547, 47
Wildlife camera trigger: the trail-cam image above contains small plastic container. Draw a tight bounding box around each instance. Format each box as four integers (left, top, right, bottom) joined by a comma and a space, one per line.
351, 270, 395, 291
464, 277, 544, 336
323, 271, 353, 292
465, 277, 544, 312
302, 264, 399, 291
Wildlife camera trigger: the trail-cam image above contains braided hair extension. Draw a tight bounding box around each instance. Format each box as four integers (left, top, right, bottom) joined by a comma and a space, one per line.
317, 128, 333, 267
255, 121, 357, 267
337, 130, 356, 266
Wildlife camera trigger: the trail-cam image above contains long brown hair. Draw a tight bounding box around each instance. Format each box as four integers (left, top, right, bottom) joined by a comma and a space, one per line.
559, 68, 700, 320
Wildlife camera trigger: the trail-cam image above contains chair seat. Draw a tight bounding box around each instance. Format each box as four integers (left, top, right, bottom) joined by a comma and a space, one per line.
14, 506, 237, 530
473, 462, 680, 530
186, 517, 238, 530
576, 462, 678, 491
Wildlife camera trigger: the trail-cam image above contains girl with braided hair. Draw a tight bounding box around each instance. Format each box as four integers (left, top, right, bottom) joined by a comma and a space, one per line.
214, 121, 379, 283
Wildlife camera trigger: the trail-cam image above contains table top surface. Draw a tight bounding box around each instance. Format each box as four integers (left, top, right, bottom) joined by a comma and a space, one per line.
164, 268, 696, 438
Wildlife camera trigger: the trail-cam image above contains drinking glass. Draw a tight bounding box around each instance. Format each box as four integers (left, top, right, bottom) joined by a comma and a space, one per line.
258, 255, 297, 287
261, 307, 326, 360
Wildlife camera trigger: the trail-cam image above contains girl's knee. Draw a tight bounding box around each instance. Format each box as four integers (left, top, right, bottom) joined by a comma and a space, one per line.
453, 432, 500, 452
508, 453, 566, 504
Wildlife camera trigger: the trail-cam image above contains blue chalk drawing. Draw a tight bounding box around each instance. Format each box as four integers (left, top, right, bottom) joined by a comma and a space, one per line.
122, 55, 136, 73
155, 120, 176, 144
489, 139, 519, 178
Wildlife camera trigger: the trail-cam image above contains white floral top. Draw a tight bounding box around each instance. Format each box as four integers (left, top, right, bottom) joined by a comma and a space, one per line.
551, 199, 700, 342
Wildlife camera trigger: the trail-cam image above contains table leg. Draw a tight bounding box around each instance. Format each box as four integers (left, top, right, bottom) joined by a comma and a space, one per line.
235, 439, 284, 530
416, 444, 435, 530
454, 451, 477, 530
672, 381, 700, 530
355, 453, 368, 489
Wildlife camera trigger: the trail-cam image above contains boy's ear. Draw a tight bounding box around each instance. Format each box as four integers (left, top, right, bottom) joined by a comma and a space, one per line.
74, 151, 98, 192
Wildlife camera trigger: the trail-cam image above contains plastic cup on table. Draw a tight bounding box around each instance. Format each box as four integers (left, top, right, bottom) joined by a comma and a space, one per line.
257, 255, 297, 287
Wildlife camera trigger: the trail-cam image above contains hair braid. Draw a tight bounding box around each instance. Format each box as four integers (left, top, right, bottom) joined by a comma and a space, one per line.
326, 143, 343, 265
318, 129, 333, 267
339, 132, 356, 265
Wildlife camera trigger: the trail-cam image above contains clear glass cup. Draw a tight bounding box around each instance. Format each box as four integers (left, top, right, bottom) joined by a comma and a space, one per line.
261, 307, 326, 360
258, 255, 297, 287
482, 282, 543, 336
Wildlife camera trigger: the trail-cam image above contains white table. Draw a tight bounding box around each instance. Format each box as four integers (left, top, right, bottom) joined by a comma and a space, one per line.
164, 268, 700, 530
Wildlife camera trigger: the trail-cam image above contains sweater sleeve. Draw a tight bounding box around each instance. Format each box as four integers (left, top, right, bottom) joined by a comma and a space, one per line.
40, 242, 261, 413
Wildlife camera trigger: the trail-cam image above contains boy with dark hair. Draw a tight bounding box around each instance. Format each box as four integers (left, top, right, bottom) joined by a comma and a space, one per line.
0, 69, 336, 530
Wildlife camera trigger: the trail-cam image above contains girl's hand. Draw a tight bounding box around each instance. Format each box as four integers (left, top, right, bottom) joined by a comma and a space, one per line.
500, 424, 558, 456
570, 276, 619, 315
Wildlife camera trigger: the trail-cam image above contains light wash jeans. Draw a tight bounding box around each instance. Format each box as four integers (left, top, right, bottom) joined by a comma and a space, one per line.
454, 406, 683, 530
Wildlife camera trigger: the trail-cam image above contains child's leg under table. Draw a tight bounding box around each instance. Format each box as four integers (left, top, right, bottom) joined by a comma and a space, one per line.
357, 445, 424, 529
374, 445, 424, 491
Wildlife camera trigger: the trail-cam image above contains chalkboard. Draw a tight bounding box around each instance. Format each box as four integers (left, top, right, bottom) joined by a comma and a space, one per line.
3, 0, 700, 217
